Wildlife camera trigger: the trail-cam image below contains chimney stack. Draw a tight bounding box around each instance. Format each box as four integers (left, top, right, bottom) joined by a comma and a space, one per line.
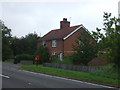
60, 18, 70, 29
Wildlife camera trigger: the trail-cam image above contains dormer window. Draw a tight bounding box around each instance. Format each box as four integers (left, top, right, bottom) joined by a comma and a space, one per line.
52, 40, 57, 47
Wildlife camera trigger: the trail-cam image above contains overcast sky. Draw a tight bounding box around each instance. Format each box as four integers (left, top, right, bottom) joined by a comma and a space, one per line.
0, 0, 120, 37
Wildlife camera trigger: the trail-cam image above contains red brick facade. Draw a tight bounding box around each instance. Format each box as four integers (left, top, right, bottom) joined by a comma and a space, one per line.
38, 18, 95, 59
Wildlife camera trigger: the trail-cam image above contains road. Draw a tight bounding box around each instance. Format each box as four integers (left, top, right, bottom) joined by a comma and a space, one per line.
2, 63, 116, 88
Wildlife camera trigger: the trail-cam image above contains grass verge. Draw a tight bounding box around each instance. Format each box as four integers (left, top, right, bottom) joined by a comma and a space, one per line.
21, 64, 119, 87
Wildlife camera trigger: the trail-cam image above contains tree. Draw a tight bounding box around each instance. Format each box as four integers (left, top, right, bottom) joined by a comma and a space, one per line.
72, 30, 97, 65
24, 33, 39, 55
1, 21, 13, 60
92, 12, 120, 70
11, 33, 39, 56
35, 45, 49, 64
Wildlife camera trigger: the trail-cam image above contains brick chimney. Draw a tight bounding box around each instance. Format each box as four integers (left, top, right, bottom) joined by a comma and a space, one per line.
60, 18, 70, 29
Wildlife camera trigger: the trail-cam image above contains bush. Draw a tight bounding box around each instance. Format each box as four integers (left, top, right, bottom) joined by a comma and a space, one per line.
35, 45, 49, 64
62, 56, 73, 64
50, 55, 62, 64
50, 55, 73, 65
16, 54, 34, 61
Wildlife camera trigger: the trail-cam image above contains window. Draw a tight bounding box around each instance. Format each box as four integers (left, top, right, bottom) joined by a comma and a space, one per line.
79, 40, 84, 45
52, 40, 57, 47
42, 41, 46, 46
52, 52, 56, 55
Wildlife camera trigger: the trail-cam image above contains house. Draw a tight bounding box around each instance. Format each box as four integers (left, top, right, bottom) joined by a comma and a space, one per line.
38, 18, 95, 60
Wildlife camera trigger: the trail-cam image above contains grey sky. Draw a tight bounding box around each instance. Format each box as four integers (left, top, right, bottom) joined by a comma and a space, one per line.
0, 0, 119, 37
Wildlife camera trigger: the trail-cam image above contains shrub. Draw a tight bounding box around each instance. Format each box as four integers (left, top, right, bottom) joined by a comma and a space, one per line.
50, 55, 73, 65
50, 55, 62, 64
62, 56, 73, 64
16, 54, 34, 61
35, 45, 49, 64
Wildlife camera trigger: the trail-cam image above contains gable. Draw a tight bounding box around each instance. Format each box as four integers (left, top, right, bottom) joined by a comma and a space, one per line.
63, 25, 91, 40
39, 25, 81, 41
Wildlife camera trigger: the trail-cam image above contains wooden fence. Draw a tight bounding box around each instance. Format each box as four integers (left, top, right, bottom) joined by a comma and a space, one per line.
43, 63, 103, 72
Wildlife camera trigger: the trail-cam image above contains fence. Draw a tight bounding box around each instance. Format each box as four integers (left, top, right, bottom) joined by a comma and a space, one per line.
43, 63, 103, 72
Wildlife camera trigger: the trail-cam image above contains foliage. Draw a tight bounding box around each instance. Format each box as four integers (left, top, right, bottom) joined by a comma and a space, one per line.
50, 55, 61, 63
16, 54, 34, 61
35, 45, 49, 64
1, 20, 13, 59
62, 56, 73, 64
72, 31, 97, 65
92, 12, 120, 70
1, 20, 40, 60
11, 33, 39, 56
50, 55, 73, 64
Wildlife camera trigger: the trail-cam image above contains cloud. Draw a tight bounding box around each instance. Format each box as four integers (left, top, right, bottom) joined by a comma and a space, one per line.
1, 0, 119, 37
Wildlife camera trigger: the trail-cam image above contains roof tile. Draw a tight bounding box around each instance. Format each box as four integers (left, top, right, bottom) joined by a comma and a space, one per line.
39, 25, 81, 41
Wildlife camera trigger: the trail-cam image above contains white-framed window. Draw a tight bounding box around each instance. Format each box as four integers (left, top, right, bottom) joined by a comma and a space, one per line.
52, 40, 57, 47
42, 41, 46, 46
52, 52, 56, 55
79, 40, 84, 45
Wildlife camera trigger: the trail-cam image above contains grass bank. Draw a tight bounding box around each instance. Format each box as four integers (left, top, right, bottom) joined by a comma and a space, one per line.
21, 64, 119, 87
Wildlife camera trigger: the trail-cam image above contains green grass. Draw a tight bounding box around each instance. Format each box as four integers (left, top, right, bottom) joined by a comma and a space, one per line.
4, 59, 13, 64
21, 64, 119, 87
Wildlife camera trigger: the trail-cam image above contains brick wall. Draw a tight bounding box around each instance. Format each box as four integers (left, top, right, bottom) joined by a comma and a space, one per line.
38, 28, 96, 57
38, 40, 63, 57
64, 28, 84, 56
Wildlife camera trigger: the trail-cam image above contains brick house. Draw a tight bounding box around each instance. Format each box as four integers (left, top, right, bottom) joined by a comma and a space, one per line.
38, 18, 95, 60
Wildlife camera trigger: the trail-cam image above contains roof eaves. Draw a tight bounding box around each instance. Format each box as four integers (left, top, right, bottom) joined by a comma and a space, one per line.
63, 25, 83, 40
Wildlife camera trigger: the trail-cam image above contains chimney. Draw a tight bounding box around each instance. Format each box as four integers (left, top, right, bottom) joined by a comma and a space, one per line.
60, 18, 70, 29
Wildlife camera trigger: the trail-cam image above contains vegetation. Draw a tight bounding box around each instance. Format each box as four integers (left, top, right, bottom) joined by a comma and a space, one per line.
92, 12, 120, 71
1, 21, 13, 60
21, 64, 119, 87
1, 19, 40, 60
50, 56, 73, 64
16, 54, 35, 61
71, 30, 97, 65
35, 45, 49, 64
11, 33, 39, 56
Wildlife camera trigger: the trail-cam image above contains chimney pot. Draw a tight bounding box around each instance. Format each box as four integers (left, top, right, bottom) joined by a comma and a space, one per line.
60, 18, 70, 29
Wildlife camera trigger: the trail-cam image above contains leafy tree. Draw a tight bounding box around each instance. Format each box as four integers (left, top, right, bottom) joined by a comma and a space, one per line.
11, 33, 39, 56
1, 21, 13, 60
35, 45, 49, 64
72, 30, 97, 65
92, 12, 120, 70
24, 33, 39, 54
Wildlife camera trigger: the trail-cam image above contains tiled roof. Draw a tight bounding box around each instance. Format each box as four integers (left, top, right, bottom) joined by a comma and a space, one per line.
39, 25, 81, 41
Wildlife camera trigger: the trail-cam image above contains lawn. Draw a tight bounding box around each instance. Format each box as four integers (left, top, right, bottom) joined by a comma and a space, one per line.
21, 64, 119, 87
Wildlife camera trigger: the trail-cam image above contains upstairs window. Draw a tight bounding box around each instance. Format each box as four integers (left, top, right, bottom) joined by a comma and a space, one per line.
52, 40, 57, 47
42, 41, 46, 46
79, 40, 84, 46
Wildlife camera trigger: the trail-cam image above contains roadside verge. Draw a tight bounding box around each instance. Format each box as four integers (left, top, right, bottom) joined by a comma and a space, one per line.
21, 64, 119, 88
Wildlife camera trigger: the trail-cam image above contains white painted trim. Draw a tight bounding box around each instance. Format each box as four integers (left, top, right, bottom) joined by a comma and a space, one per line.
63, 25, 91, 40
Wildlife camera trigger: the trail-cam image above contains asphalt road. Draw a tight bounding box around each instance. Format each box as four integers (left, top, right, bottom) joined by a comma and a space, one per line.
1, 63, 117, 89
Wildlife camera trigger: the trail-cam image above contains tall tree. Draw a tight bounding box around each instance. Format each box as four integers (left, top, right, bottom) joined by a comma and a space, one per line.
1, 20, 13, 60
11, 33, 39, 56
72, 30, 97, 65
92, 12, 120, 70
